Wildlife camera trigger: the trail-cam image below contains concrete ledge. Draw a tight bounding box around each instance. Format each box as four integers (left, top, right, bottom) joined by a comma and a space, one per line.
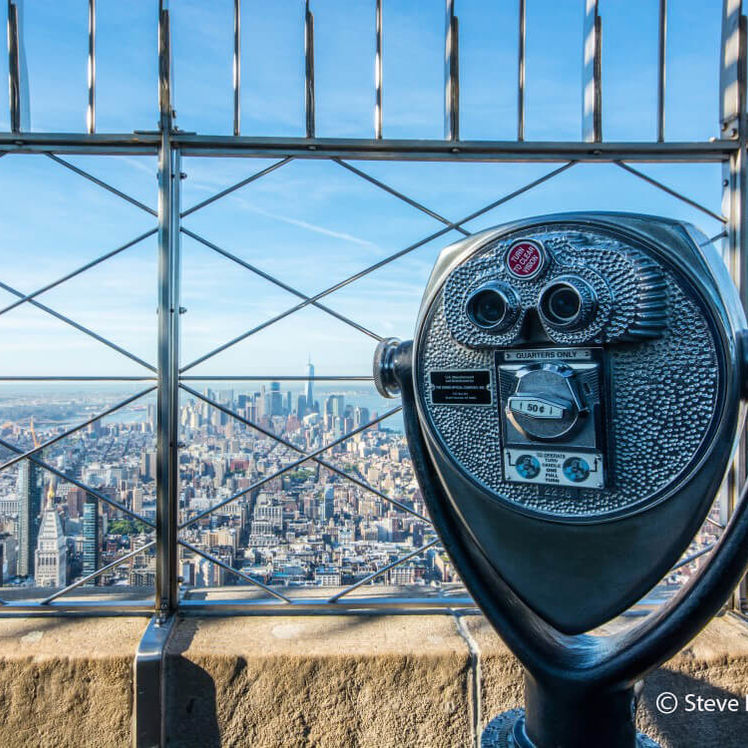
1, 612, 748, 746
0, 617, 147, 748
165, 615, 474, 748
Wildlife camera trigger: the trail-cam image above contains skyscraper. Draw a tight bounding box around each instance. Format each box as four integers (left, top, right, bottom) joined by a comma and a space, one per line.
306, 359, 315, 412
16, 460, 42, 578
269, 381, 283, 416
82, 494, 99, 584
34, 491, 67, 588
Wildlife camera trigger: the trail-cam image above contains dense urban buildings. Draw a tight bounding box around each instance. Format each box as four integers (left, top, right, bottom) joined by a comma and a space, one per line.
0, 369, 459, 597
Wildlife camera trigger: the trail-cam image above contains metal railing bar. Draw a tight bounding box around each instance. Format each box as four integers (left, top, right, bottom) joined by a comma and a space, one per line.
0, 385, 156, 473
615, 161, 727, 223
444, 0, 459, 141
179, 386, 422, 526
332, 158, 470, 236
374, 0, 383, 139
41, 541, 156, 604
0, 227, 159, 318
670, 543, 715, 573
657, 0, 667, 142
706, 515, 725, 530
7, 0, 22, 133
517, 0, 527, 142
46, 153, 156, 216
177, 597, 477, 615
180, 375, 373, 381
0, 376, 158, 381
0, 279, 157, 372
87, 0, 96, 134
179, 157, 293, 218
327, 539, 439, 602
517, 0, 526, 141
0, 435, 156, 528
305, 0, 315, 139
180, 161, 575, 372
180, 226, 383, 342
233, 0, 241, 136
1, 134, 738, 161
0, 600, 155, 615
582, 0, 602, 143
178, 539, 292, 602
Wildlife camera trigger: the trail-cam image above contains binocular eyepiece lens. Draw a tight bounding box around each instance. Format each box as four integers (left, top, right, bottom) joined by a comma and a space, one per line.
466, 282, 520, 333
545, 285, 581, 323
538, 277, 597, 332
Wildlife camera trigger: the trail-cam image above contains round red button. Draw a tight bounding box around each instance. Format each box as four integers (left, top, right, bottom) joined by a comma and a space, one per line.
505, 240, 545, 279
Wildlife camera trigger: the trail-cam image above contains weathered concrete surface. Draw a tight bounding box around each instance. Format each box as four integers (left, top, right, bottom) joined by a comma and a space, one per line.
0, 616, 147, 748
165, 615, 473, 748
1, 612, 748, 746
470, 612, 748, 748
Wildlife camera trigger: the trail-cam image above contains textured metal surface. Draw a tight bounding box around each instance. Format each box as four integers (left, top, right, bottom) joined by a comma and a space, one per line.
418, 223, 721, 519
481, 711, 660, 748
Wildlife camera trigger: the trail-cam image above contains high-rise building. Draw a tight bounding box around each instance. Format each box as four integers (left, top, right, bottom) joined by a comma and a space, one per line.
306, 360, 315, 412
34, 493, 67, 588
269, 381, 284, 416
325, 394, 345, 418
82, 494, 99, 584
17, 460, 42, 578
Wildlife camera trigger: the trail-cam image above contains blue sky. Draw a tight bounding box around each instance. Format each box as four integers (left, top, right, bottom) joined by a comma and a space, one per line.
0, 1, 730, 378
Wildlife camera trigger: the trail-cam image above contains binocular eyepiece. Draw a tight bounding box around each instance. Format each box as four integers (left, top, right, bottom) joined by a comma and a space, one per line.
465, 274, 599, 335
465, 281, 520, 332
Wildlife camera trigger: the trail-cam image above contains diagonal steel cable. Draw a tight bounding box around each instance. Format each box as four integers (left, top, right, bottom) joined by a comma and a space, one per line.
327, 538, 439, 602
178, 538, 292, 602
181, 161, 576, 372
45, 153, 158, 216
41, 540, 157, 604
0, 279, 156, 371
0, 227, 158, 318
702, 230, 727, 247
181, 226, 383, 341
0, 385, 156, 473
179, 384, 427, 527
670, 543, 715, 572
332, 158, 471, 236
615, 161, 727, 224
180, 157, 294, 217
0, 435, 156, 528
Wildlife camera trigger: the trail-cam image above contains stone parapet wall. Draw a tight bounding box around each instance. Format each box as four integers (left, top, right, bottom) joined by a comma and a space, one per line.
0, 612, 747, 746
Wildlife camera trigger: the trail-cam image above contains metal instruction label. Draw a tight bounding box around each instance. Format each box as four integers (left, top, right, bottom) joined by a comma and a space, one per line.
504, 448, 604, 489
430, 370, 492, 405
502, 348, 592, 363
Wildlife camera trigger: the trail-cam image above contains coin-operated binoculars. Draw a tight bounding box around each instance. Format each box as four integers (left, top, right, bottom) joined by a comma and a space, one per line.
373, 213, 748, 748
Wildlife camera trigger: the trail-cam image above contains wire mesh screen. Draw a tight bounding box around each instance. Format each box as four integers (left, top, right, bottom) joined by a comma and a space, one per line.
0, 0, 743, 617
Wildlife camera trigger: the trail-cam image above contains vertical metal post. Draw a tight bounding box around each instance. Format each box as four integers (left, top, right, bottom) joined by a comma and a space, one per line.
87, 0, 96, 134
156, 1, 180, 618
721, 0, 747, 611
657, 0, 667, 142
374, 0, 383, 139
233, 0, 240, 137
7, 0, 21, 133
305, 0, 315, 139
582, 0, 602, 143
517, 0, 526, 141
444, 0, 459, 141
